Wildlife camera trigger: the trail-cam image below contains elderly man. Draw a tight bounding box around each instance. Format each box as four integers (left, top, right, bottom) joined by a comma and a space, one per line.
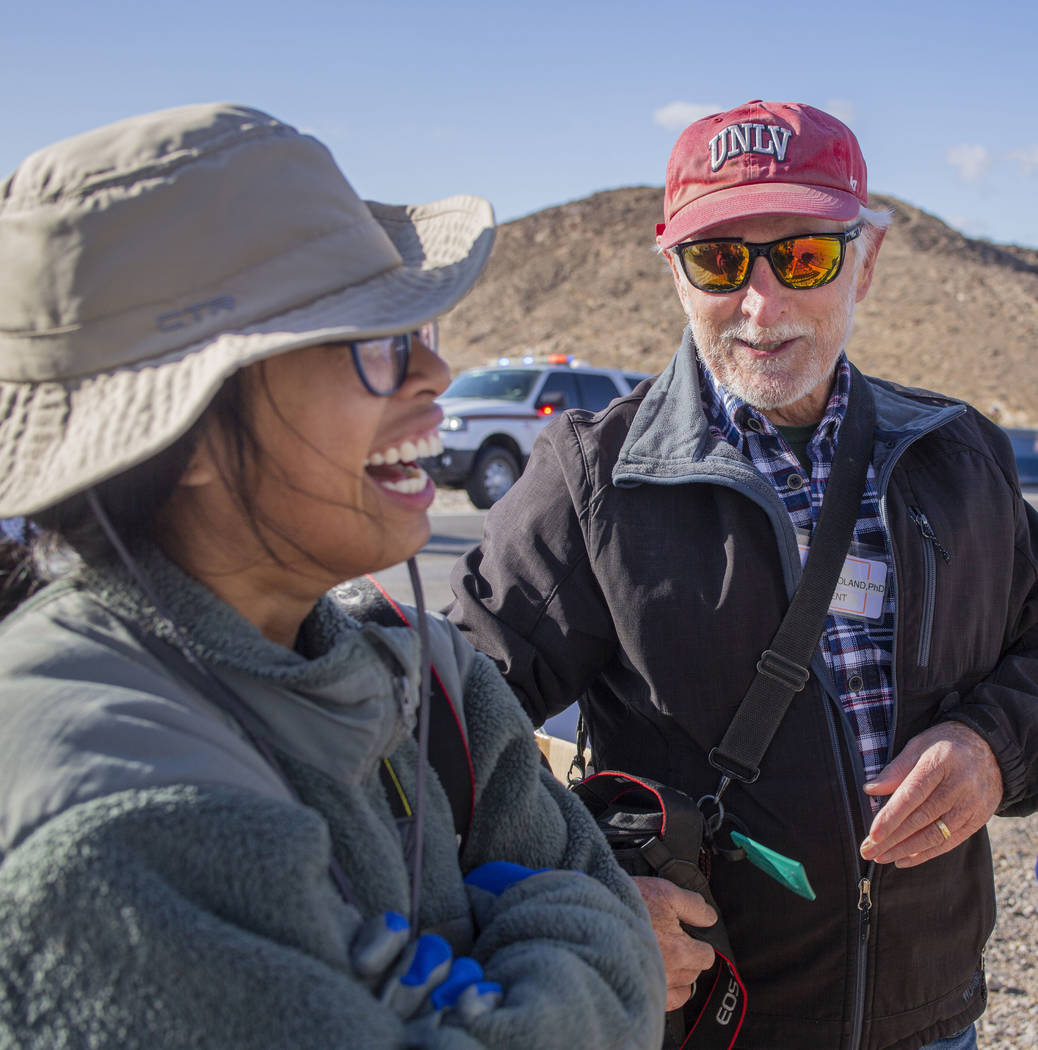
447, 100, 1038, 1050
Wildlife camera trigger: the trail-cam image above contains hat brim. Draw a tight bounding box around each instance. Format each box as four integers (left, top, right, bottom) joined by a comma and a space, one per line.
658, 182, 861, 248
0, 194, 495, 517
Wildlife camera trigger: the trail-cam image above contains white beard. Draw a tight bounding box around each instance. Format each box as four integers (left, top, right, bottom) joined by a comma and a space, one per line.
684, 288, 857, 417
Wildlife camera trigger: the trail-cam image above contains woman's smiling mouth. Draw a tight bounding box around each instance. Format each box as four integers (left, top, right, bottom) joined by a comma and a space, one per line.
364, 430, 443, 494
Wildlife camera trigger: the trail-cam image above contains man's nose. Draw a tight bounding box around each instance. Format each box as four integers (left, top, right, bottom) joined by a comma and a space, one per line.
739, 256, 790, 327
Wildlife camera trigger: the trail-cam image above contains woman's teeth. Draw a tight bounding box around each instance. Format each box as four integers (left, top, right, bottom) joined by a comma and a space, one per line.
364, 433, 443, 467
377, 463, 431, 494
364, 433, 443, 494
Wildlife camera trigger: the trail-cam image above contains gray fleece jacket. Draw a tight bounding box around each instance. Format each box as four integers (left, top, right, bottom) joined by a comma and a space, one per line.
0, 551, 665, 1049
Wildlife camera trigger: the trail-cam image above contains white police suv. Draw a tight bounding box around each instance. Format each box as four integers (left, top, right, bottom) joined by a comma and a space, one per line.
423, 354, 652, 508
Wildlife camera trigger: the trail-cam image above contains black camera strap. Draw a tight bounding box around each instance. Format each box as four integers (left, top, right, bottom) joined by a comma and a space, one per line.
707, 364, 877, 797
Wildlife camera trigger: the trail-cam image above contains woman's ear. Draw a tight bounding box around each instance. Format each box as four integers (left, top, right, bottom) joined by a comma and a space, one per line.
177, 426, 222, 489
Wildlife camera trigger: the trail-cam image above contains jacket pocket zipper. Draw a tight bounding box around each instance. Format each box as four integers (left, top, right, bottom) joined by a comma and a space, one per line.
907, 506, 950, 668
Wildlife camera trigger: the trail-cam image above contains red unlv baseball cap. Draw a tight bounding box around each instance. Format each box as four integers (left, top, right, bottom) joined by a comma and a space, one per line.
656, 100, 868, 249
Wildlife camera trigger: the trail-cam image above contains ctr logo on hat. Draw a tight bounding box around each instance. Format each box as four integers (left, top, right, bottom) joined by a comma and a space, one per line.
657, 100, 869, 249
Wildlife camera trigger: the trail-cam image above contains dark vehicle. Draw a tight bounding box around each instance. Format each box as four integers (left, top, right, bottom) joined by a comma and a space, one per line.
1005, 427, 1038, 486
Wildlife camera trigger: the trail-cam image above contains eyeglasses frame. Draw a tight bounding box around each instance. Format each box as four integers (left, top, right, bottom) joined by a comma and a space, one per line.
673, 224, 864, 294
346, 321, 439, 397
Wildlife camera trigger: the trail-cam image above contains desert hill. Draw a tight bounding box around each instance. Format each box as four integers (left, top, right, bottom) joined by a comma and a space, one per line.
439, 187, 1038, 426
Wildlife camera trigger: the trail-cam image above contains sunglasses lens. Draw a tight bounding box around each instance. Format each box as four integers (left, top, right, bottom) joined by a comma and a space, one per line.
770, 236, 844, 289
680, 241, 750, 292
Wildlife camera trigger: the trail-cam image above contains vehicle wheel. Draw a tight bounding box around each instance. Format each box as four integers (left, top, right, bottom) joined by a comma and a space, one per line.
465, 446, 520, 509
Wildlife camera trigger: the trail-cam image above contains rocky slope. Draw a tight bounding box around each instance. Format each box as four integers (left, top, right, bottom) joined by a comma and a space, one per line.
979, 815, 1037, 1049
440, 187, 1038, 426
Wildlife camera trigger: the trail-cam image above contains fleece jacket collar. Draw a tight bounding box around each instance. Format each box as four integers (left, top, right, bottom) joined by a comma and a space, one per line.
78, 547, 421, 785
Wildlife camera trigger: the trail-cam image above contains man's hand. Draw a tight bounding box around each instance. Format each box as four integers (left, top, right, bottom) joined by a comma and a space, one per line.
860, 721, 1003, 868
631, 875, 717, 1010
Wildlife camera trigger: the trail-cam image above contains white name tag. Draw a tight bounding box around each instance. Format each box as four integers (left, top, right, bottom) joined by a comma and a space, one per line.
796, 531, 887, 622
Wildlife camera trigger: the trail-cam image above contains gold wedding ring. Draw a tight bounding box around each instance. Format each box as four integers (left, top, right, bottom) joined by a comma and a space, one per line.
935, 818, 952, 841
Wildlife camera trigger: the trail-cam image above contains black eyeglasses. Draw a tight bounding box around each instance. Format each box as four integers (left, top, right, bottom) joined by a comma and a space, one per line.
348, 320, 439, 396
674, 225, 862, 294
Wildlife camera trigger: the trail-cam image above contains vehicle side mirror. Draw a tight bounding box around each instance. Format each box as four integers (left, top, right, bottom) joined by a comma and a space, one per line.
536, 391, 566, 412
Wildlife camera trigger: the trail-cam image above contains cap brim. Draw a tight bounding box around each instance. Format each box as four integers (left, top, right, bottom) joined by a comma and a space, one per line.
0, 194, 495, 517
659, 183, 861, 248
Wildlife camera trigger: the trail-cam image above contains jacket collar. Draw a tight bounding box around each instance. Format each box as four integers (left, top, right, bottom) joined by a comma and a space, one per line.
80, 547, 420, 784
613, 327, 725, 487
614, 326, 966, 488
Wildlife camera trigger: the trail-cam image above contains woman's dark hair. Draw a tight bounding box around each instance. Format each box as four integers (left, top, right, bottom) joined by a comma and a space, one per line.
0, 534, 35, 619
1, 351, 381, 621
0, 371, 255, 619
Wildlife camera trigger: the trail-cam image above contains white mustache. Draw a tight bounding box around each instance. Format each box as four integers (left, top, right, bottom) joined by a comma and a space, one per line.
719, 323, 810, 349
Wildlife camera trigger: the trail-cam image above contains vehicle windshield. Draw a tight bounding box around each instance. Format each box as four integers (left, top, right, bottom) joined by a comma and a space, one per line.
442, 369, 540, 402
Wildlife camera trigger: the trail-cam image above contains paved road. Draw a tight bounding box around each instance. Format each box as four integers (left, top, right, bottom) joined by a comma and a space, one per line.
366, 510, 486, 613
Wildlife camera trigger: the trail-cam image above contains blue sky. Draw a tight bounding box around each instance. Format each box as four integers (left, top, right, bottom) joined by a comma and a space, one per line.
3, 0, 1037, 249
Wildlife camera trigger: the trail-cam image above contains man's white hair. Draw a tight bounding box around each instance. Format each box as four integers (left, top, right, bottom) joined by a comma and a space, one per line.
851, 205, 893, 262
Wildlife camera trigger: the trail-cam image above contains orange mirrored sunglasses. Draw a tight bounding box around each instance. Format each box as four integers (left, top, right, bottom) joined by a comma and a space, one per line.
675, 226, 862, 293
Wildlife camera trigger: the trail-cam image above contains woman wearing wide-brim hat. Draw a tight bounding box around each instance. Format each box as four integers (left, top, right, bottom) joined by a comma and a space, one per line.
0, 103, 665, 1049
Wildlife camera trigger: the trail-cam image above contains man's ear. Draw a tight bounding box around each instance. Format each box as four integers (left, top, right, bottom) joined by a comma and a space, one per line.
855, 227, 887, 303
663, 248, 683, 289
663, 249, 694, 316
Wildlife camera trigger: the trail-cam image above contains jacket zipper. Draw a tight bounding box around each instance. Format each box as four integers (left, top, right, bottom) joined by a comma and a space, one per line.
702, 406, 963, 1050
859, 429, 951, 1049
845, 422, 957, 1050
821, 692, 873, 1050
906, 506, 950, 668
850, 869, 875, 1050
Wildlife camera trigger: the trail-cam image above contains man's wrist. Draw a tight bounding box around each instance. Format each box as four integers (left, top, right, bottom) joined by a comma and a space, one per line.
936, 708, 1015, 812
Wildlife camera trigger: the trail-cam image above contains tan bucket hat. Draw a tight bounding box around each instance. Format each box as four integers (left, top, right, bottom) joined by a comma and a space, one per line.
0, 102, 495, 517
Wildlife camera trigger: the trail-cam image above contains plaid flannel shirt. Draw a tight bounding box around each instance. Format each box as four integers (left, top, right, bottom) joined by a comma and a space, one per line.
700, 355, 894, 792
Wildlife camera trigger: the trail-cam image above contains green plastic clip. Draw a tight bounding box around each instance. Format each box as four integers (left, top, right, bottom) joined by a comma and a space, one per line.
730, 831, 816, 901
